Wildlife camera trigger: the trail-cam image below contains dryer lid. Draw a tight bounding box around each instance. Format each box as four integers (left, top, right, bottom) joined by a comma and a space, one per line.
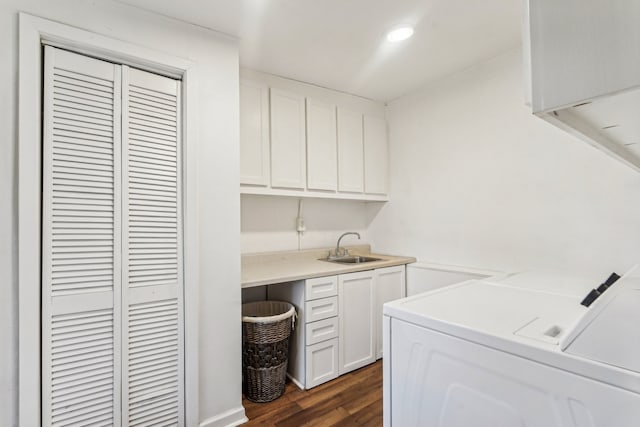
562, 269, 640, 374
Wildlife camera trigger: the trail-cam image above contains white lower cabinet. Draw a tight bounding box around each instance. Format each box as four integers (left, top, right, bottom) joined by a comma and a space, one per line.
268, 276, 340, 390
305, 275, 339, 300
306, 338, 339, 388
268, 266, 406, 389
306, 316, 339, 346
339, 270, 376, 375
375, 266, 406, 359
305, 295, 338, 323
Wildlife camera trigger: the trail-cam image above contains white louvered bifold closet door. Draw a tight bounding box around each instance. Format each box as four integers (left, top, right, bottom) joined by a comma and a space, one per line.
42, 46, 122, 427
121, 66, 184, 427
42, 46, 184, 427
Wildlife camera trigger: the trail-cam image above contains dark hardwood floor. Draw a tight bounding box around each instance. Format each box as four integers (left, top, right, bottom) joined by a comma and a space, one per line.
242, 361, 383, 426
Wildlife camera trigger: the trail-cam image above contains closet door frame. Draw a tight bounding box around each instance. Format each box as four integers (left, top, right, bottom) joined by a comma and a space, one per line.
18, 13, 200, 427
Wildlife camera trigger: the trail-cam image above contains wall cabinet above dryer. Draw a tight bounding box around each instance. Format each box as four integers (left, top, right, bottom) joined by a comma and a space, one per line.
526, 0, 640, 172
239, 69, 389, 201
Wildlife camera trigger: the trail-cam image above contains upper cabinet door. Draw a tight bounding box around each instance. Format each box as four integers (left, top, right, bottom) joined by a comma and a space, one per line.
240, 80, 270, 186
306, 98, 337, 191
270, 88, 306, 189
337, 108, 364, 193
363, 115, 388, 195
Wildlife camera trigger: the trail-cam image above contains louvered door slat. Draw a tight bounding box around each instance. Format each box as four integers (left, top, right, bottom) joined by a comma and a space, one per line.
129, 136, 178, 151
42, 46, 122, 427
52, 375, 114, 400
53, 146, 113, 160
130, 118, 177, 133
54, 223, 114, 230
54, 174, 115, 185
129, 89, 177, 105
123, 66, 184, 426
129, 128, 177, 143
54, 110, 114, 128
129, 117, 176, 133
129, 96, 177, 111
130, 262, 178, 270
53, 260, 113, 269
129, 146, 177, 160
53, 160, 114, 173
54, 118, 114, 134
53, 79, 114, 97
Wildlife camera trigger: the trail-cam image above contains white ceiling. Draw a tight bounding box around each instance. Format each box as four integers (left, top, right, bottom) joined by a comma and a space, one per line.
117, 0, 522, 102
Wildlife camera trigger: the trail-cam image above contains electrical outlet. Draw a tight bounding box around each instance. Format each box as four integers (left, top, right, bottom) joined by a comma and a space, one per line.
296, 217, 306, 233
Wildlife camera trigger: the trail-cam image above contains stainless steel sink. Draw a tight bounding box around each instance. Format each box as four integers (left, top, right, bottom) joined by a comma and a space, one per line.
322, 256, 382, 264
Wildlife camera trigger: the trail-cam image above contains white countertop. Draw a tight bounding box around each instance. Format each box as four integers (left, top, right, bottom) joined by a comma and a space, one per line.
241, 245, 416, 288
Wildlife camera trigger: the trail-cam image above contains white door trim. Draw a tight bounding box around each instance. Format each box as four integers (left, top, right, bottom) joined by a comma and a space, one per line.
18, 13, 200, 427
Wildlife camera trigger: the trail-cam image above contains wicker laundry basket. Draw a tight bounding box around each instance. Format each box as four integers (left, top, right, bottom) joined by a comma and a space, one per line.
242, 301, 296, 402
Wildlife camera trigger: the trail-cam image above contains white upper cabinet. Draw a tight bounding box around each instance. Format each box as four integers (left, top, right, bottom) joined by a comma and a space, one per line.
337, 108, 364, 193
306, 98, 337, 191
270, 88, 306, 189
527, 0, 640, 172
364, 115, 388, 195
239, 80, 270, 186
239, 69, 389, 200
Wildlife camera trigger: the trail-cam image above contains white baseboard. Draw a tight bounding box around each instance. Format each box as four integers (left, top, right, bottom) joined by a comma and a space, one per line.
286, 373, 305, 390
199, 406, 248, 427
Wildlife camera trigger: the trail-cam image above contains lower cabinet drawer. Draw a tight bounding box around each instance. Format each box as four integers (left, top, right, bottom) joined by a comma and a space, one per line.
305, 276, 338, 301
305, 316, 339, 346
305, 337, 339, 389
305, 296, 338, 323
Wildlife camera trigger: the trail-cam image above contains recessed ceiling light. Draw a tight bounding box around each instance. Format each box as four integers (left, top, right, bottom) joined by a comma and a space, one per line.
386, 26, 414, 43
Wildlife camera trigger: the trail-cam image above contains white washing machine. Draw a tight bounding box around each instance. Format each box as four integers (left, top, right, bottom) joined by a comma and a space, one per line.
382, 268, 640, 427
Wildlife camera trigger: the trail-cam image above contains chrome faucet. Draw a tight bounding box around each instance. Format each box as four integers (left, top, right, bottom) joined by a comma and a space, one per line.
331, 232, 361, 259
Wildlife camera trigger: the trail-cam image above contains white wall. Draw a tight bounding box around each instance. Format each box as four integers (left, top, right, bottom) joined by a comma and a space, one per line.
0, 2, 242, 426
370, 49, 640, 277
241, 195, 380, 253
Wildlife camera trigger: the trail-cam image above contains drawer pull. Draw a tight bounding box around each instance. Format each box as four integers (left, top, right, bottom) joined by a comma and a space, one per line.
312, 283, 333, 291
311, 325, 334, 335
305, 317, 339, 345
305, 276, 338, 301
312, 303, 333, 313
305, 296, 338, 322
